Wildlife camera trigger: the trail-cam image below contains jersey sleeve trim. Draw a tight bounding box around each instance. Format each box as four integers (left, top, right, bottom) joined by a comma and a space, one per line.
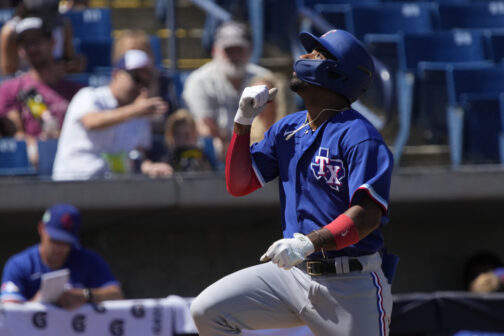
351, 183, 388, 213
0, 293, 25, 303
251, 157, 265, 187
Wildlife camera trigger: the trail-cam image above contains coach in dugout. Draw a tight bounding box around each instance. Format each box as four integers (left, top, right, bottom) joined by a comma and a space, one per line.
0, 204, 123, 310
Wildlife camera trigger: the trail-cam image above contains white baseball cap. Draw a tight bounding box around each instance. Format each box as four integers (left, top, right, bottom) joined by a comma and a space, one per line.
15, 17, 43, 35
115, 49, 152, 71
214, 21, 251, 49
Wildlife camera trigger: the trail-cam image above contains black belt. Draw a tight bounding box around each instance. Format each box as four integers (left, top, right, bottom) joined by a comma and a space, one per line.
297, 258, 363, 276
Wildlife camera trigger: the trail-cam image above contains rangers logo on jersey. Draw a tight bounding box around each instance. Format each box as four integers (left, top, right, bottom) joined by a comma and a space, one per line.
310, 147, 346, 191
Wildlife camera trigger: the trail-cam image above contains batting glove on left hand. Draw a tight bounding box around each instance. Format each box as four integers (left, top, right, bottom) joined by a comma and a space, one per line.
234, 85, 277, 125
260, 233, 315, 270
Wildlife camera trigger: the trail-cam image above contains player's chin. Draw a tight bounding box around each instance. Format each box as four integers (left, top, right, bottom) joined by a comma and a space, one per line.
289, 77, 310, 92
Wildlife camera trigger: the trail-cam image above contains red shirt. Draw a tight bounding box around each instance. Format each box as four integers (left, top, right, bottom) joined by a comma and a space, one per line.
0, 73, 82, 137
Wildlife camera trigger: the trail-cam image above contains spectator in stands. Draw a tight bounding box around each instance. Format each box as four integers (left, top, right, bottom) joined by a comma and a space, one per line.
163, 109, 213, 172
182, 20, 272, 162
0, 203, 124, 310
112, 29, 175, 133
249, 73, 293, 144
0, 17, 83, 164
0, 0, 84, 75
52, 49, 173, 180
464, 251, 504, 293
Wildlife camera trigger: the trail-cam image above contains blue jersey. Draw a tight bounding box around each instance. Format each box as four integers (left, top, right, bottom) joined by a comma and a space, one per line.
1, 245, 119, 302
251, 109, 394, 257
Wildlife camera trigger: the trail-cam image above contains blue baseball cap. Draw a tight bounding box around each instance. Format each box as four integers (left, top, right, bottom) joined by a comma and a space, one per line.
41, 204, 81, 246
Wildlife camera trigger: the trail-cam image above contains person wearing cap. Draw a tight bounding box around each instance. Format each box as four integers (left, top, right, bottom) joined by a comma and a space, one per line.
0, 16, 83, 164
0, 204, 123, 310
190, 29, 394, 335
0, 0, 84, 75
52, 49, 173, 180
182, 20, 272, 165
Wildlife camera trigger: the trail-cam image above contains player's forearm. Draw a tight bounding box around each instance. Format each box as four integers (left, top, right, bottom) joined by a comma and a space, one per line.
225, 130, 261, 196
307, 197, 381, 251
88, 285, 124, 303
80, 105, 140, 130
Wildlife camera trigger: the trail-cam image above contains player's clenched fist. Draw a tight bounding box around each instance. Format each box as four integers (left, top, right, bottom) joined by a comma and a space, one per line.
234, 85, 277, 125
260, 233, 315, 270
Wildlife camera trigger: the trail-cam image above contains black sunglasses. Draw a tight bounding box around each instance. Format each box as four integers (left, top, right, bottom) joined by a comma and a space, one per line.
126, 70, 151, 87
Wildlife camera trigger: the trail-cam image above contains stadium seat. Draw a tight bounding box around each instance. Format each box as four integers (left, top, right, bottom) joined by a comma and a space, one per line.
0, 8, 13, 28
147, 134, 167, 163
65, 72, 111, 87
63, 8, 112, 40
349, 3, 436, 41
37, 139, 59, 177
445, 65, 504, 166
457, 95, 504, 165
437, 3, 504, 30
489, 31, 504, 63
302, 0, 380, 7
393, 30, 492, 165
0, 138, 36, 176
73, 37, 113, 72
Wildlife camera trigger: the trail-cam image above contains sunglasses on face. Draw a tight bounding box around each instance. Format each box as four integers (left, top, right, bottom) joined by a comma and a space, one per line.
126, 70, 151, 87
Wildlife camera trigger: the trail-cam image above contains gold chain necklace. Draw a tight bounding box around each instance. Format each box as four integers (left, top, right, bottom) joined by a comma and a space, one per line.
285, 107, 347, 141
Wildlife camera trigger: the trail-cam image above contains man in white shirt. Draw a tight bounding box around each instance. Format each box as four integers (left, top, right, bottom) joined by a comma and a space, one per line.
52, 49, 173, 180
182, 21, 272, 160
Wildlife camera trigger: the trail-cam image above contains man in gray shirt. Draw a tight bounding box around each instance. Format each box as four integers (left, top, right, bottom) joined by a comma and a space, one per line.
182, 21, 272, 162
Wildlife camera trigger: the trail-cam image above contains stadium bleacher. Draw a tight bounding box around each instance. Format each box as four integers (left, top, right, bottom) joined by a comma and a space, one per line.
2, 3, 504, 336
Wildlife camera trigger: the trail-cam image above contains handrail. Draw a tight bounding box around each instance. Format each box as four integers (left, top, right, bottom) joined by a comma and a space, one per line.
189, 0, 232, 22
297, 6, 334, 35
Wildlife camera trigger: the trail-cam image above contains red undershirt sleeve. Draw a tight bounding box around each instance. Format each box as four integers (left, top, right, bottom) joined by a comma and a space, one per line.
225, 132, 262, 197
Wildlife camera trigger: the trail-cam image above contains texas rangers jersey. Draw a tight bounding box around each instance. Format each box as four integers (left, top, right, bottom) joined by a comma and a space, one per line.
251, 109, 394, 257
1, 245, 119, 302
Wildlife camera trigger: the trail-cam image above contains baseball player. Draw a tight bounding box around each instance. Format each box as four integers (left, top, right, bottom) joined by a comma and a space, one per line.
190, 29, 395, 336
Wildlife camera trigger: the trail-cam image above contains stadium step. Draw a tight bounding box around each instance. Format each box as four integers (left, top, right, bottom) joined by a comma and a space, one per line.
109, 2, 293, 73
399, 145, 451, 167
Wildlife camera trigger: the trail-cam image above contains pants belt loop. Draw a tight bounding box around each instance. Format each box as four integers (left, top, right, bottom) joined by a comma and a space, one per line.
341, 256, 350, 274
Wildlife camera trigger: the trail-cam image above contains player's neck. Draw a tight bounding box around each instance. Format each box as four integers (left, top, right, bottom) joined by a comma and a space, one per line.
303, 93, 347, 125
306, 101, 348, 129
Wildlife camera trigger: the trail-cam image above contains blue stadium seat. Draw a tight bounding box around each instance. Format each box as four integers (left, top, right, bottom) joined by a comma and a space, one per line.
457, 95, 504, 165
37, 139, 58, 177
147, 134, 167, 163
63, 8, 112, 40
349, 3, 436, 41
0, 138, 36, 176
65, 72, 111, 87
73, 37, 113, 72
438, 3, 504, 30
393, 31, 492, 165
489, 31, 504, 63
0, 8, 13, 28
445, 65, 504, 166
302, 0, 379, 7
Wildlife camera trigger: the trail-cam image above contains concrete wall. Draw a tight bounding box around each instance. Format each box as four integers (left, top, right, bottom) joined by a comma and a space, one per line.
1, 169, 504, 298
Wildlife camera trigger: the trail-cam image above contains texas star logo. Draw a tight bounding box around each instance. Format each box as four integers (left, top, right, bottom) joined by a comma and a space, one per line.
310, 147, 346, 191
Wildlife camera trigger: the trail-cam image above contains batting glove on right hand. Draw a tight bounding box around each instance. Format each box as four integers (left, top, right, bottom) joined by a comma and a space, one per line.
260, 233, 315, 270
234, 85, 277, 125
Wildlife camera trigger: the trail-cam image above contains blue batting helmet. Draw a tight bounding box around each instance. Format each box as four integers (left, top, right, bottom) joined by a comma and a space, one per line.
294, 29, 374, 104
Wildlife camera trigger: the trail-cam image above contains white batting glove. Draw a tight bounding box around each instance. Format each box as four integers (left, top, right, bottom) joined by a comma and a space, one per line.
260, 233, 315, 270
234, 85, 277, 125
